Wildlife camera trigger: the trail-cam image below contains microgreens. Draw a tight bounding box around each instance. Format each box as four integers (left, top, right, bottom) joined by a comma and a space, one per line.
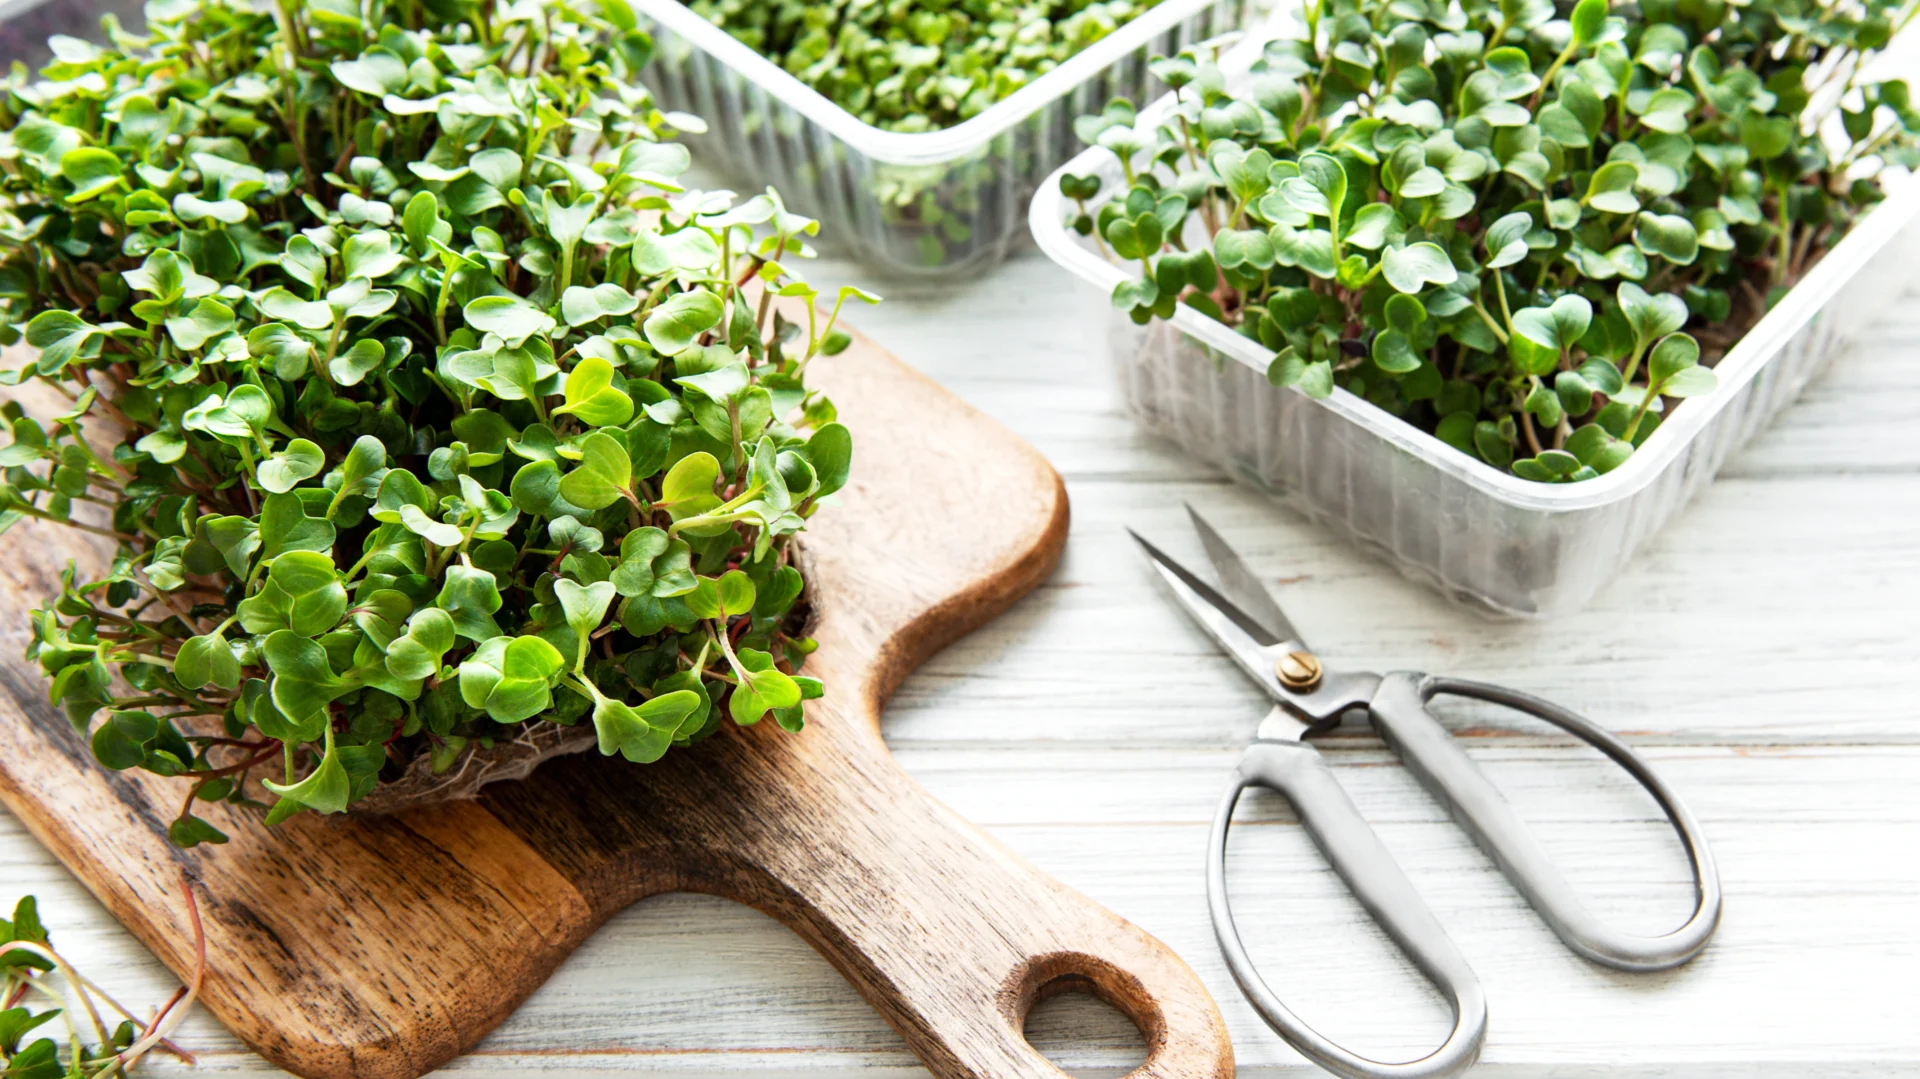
2, 888, 204, 1078
0, 0, 876, 844
686, 0, 1177, 267
688, 0, 1161, 133
1063, 0, 1919, 481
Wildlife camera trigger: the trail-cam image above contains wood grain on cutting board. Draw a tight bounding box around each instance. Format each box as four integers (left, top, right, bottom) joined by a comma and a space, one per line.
0, 323, 1234, 1079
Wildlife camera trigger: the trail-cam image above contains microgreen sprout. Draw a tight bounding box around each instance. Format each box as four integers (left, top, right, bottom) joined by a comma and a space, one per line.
1063, 0, 1919, 480
1, 884, 205, 1079
0, 0, 876, 841
686, 0, 1177, 267
689, 0, 1162, 132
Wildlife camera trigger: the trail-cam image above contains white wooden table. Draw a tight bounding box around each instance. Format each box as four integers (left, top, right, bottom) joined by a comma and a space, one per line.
6, 236, 1920, 1078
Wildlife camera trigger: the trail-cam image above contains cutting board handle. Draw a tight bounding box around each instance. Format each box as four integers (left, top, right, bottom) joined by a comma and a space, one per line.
669, 707, 1234, 1079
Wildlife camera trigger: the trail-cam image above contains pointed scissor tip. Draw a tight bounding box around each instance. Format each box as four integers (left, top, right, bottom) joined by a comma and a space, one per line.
1125, 526, 1169, 561
1175, 504, 1307, 651
1186, 500, 1239, 539
1126, 520, 1289, 654
1183, 501, 1220, 536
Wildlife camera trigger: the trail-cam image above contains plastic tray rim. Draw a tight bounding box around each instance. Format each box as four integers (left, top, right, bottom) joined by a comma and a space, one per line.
634, 0, 1252, 168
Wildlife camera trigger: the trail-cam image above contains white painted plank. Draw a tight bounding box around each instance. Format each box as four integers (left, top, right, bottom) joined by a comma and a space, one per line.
881, 472, 1920, 748
9, 745, 1920, 1076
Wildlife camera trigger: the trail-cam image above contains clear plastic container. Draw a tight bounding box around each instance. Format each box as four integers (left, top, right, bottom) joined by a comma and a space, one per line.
637, 0, 1259, 275
1030, 58, 1920, 618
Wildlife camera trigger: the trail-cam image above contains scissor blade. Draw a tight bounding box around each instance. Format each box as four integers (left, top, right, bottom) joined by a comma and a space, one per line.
1185, 505, 1306, 650
1129, 529, 1285, 675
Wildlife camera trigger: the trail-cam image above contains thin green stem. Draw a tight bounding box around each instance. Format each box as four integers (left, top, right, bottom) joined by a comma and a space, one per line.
1530, 37, 1580, 111
1771, 183, 1793, 287
1619, 339, 1650, 386
1469, 297, 1511, 344
1623, 379, 1664, 441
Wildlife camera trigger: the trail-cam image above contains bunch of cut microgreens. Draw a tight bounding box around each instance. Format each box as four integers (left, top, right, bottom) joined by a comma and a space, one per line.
1, 884, 204, 1079
688, 0, 1160, 132
0, 0, 875, 846
1061, 0, 1919, 481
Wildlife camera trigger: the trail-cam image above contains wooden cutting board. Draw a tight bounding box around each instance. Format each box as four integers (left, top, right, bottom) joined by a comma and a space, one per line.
0, 324, 1233, 1079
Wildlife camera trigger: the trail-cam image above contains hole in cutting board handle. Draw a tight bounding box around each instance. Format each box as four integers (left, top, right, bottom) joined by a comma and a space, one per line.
1016, 955, 1155, 1078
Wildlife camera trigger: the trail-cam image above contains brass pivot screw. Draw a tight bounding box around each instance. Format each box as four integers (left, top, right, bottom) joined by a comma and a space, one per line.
1276, 650, 1323, 691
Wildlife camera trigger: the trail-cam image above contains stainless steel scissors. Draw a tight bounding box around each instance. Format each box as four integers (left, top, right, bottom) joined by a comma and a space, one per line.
1132, 508, 1722, 1079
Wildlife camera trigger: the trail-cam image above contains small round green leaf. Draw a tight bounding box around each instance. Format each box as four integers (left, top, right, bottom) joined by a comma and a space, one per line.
552, 356, 636, 426
1381, 242, 1458, 293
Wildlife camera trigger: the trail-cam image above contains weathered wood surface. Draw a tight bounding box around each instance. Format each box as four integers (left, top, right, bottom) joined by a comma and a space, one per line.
5, 239, 1920, 1077
0, 321, 1240, 1079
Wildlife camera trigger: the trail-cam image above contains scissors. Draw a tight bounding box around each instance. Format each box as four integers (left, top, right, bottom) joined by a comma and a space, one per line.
1131, 508, 1722, 1079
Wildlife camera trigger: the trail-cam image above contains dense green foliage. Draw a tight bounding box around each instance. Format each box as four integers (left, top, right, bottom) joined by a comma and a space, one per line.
688, 0, 1163, 131
1064, 0, 1918, 481
0, 0, 874, 843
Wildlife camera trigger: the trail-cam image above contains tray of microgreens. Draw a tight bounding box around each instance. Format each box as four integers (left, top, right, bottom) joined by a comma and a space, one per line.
1032, 0, 1920, 616
0, 0, 875, 845
636, 0, 1260, 273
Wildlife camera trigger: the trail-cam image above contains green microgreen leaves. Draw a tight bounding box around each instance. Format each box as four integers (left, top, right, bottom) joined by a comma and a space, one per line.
237, 551, 348, 637
1648, 333, 1717, 398
458, 635, 567, 723
0, 0, 857, 836
261, 727, 350, 814
1072, 0, 1912, 483
726, 647, 804, 727
591, 689, 702, 764
1510, 295, 1595, 375
1371, 295, 1427, 374
1381, 243, 1459, 294
1485, 212, 1533, 269
262, 631, 351, 737
1584, 161, 1642, 214
386, 609, 456, 681
1618, 282, 1690, 353
554, 578, 617, 671
61, 147, 126, 203
435, 564, 505, 642
175, 632, 242, 691
256, 439, 325, 494
688, 0, 1146, 134
660, 451, 722, 521
463, 295, 557, 349
1287, 153, 1348, 223
2, 891, 203, 1074
558, 432, 637, 510
552, 357, 635, 426
642, 289, 724, 354
561, 284, 640, 328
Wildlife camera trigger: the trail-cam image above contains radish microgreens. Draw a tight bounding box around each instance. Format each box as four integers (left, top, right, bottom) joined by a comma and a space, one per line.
1063, 0, 1918, 480
0, 0, 876, 842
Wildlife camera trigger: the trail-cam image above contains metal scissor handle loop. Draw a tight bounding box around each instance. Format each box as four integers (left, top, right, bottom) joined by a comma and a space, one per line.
1208, 738, 1487, 1079
1372, 672, 1722, 972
